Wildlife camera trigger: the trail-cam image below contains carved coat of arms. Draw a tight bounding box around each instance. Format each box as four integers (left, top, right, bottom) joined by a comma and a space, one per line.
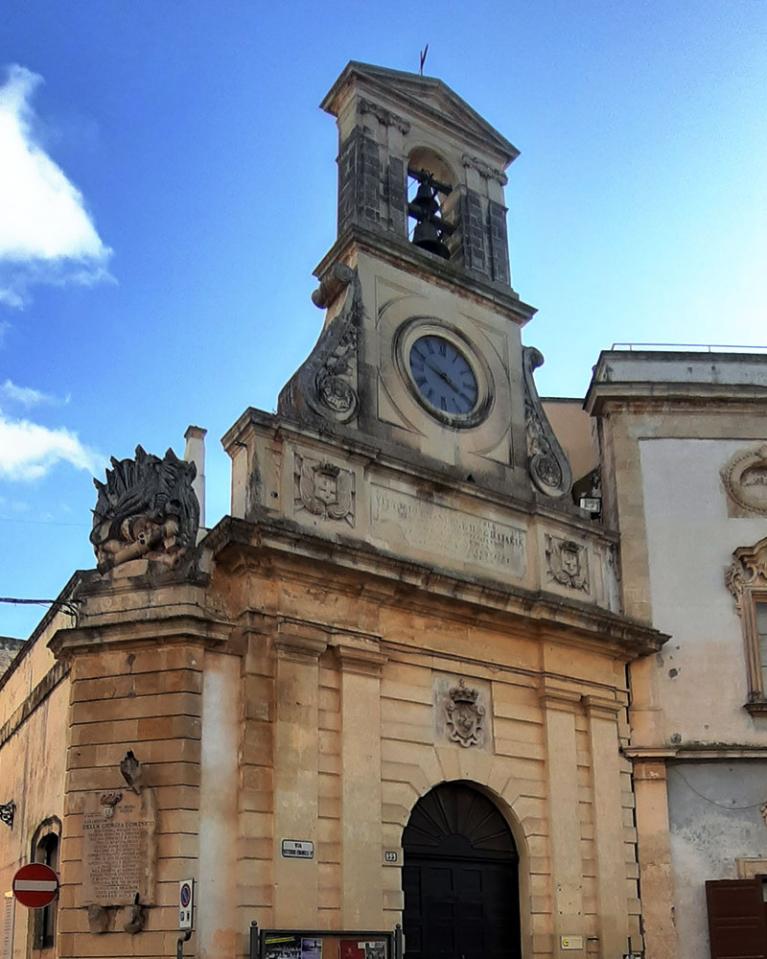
545, 535, 589, 591
296, 455, 355, 525
445, 678, 485, 748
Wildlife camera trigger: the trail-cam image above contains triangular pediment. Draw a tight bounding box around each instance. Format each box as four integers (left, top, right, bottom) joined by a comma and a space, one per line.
322, 61, 518, 165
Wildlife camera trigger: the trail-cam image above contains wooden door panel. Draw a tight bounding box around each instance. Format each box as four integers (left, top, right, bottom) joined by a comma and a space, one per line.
706, 879, 767, 959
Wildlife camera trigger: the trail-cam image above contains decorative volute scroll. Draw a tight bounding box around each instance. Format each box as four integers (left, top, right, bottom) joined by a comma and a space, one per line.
278, 264, 361, 426
722, 445, 767, 516
725, 537, 767, 613
445, 677, 485, 748
91, 446, 200, 574
522, 346, 573, 498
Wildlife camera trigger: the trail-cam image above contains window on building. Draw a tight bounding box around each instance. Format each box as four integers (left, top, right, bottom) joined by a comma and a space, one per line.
29, 818, 60, 952
756, 602, 767, 696
725, 540, 767, 714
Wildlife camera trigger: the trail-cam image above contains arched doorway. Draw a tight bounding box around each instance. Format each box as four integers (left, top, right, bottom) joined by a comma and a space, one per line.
402, 782, 521, 959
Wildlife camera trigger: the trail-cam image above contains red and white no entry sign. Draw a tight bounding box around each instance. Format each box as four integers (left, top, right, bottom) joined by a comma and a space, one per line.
12, 863, 59, 908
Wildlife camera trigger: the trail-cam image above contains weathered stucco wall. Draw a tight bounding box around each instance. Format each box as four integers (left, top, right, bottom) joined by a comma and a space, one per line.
640, 437, 767, 745
668, 761, 767, 959
0, 609, 71, 959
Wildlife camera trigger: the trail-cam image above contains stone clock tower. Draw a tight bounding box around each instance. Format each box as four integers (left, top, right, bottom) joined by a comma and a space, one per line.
37, 61, 664, 959
277, 61, 572, 504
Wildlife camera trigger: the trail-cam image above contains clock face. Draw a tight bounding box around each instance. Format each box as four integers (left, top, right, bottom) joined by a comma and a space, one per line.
408, 334, 479, 416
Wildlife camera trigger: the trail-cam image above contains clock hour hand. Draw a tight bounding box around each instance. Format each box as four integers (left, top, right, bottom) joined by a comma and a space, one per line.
425, 361, 460, 393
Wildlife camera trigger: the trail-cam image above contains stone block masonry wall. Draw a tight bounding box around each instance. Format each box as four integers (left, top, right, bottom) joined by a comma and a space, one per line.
59, 643, 203, 958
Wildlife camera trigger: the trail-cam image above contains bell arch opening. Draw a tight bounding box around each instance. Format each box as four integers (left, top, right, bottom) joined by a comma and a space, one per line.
401, 781, 521, 959
407, 148, 456, 261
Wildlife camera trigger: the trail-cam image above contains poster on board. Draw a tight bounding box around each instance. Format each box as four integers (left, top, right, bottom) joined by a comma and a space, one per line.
264, 936, 301, 959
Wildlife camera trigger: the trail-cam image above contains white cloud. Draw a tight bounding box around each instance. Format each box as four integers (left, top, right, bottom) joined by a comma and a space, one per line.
0, 378, 63, 407
0, 409, 101, 481
0, 64, 112, 307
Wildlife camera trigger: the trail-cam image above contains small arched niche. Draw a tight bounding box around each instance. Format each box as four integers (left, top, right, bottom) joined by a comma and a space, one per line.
401, 781, 521, 959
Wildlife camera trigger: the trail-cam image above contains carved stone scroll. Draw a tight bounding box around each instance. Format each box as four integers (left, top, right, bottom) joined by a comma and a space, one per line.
91, 446, 199, 574
461, 154, 508, 186
278, 266, 362, 426
725, 537, 767, 613
545, 535, 589, 591
359, 97, 410, 134
722, 445, 767, 516
295, 454, 355, 525
522, 346, 572, 498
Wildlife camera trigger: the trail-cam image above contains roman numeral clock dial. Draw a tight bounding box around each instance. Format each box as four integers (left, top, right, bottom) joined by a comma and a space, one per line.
409, 334, 479, 419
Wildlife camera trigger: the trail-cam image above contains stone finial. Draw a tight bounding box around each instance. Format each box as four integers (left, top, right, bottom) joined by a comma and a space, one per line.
91, 446, 200, 574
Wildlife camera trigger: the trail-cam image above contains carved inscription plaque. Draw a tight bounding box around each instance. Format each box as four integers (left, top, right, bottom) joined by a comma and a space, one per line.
371, 487, 526, 578
82, 792, 156, 906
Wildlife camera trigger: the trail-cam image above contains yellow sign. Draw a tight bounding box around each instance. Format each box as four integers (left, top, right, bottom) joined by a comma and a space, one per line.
561, 936, 584, 950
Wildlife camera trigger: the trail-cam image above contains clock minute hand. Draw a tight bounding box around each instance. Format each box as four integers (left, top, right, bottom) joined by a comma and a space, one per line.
426, 361, 460, 393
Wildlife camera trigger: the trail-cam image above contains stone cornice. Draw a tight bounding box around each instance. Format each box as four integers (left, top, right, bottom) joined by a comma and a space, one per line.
273, 621, 329, 662
624, 745, 767, 761
331, 631, 387, 676
48, 605, 232, 658
538, 687, 583, 712
0, 660, 69, 750
206, 515, 667, 660
312, 227, 535, 327
582, 694, 623, 720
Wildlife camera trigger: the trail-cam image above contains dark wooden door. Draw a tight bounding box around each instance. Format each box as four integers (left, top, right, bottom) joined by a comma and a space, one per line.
402, 783, 520, 959
706, 879, 767, 959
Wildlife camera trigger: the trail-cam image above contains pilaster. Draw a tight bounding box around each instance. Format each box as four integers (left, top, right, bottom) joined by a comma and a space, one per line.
632, 760, 677, 959
271, 622, 328, 926
334, 633, 387, 928
584, 696, 629, 958
539, 687, 586, 957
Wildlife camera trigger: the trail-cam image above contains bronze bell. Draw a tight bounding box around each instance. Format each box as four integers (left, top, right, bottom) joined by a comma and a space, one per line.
410, 181, 439, 221
412, 219, 451, 259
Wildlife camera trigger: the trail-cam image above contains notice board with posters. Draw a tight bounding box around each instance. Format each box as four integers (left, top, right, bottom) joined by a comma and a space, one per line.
253, 927, 400, 959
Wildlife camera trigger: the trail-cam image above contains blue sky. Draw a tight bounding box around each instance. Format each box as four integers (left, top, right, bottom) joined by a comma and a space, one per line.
1, 0, 766, 638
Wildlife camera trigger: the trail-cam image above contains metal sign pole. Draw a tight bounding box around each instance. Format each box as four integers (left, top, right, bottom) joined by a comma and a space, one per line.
249, 921, 259, 959
176, 930, 192, 959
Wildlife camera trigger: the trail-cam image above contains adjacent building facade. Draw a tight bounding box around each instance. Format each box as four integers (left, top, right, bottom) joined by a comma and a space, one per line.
586, 351, 767, 959
0, 61, 765, 959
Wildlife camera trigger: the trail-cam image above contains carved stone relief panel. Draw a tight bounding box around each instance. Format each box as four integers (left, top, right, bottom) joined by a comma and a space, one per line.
433, 673, 492, 750
722, 445, 767, 516
295, 453, 355, 526
545, 534, 589, 592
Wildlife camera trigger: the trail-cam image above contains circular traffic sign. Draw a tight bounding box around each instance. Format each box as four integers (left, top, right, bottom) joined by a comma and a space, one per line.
12, 863, 59, 908
180, 882, 191, 908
